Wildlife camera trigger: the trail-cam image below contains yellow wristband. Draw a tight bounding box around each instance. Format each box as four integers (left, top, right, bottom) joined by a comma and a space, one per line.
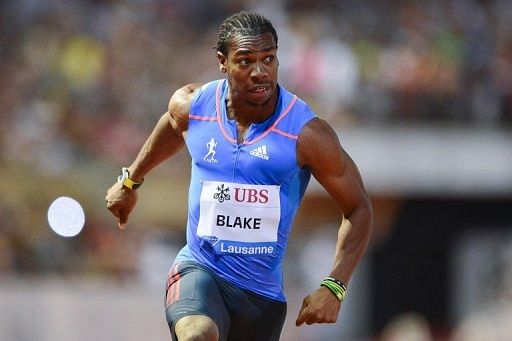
118, 167, 144, 190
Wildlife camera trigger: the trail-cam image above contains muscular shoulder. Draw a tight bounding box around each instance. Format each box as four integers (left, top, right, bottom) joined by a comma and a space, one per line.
167, 83, 203, 132
297, 118, 344, 170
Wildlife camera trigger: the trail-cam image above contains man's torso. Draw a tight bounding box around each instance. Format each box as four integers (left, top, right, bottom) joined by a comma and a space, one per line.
176, 79, 316, 301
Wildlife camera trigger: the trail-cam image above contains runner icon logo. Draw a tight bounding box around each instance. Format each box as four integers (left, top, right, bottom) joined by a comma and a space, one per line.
204, 138, 219, 163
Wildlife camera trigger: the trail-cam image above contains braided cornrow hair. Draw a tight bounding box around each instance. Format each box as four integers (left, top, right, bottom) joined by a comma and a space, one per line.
216, 11, 278, 55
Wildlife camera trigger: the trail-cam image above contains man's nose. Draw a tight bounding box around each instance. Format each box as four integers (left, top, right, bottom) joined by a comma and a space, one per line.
251, 62, 269, 79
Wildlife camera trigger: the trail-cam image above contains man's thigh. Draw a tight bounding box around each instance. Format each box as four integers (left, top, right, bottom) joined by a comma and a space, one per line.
225, 289, 287, 341
165, 261, 231, 340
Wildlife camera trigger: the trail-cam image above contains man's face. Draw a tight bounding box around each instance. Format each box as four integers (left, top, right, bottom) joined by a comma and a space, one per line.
217, 32, 278, 106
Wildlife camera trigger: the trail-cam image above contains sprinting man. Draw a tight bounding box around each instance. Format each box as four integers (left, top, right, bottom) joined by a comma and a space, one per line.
106, 11, 373, 341
204, 138, 218, 162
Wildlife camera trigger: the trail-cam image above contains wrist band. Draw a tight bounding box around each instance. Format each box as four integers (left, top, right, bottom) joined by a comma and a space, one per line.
320, 277, 347, 302
325, 277, 347, 291
118, 167, 144, 190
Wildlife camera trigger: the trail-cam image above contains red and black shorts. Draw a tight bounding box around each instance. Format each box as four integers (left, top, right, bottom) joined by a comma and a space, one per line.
164, 261, 286, 341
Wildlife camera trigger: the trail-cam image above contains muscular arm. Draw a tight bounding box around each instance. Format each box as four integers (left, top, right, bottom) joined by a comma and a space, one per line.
127, 83, 199, 181
295, 118, 373, 325
106, 83, 201, 228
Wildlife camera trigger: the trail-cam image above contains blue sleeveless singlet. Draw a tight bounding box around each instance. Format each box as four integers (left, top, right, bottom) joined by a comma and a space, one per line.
174, 79, 316, 301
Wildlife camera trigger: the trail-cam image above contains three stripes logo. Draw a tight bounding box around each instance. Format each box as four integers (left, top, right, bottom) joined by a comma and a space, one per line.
249, 145, 269, 160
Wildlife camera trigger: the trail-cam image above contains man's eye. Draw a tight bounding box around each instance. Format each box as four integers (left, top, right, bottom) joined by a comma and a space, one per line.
239, 59, 249, 66
265, 56, 274, 63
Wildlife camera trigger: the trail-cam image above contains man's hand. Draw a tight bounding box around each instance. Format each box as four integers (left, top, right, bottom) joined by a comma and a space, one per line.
295, 286, 342, 326
105, 182, 138, 229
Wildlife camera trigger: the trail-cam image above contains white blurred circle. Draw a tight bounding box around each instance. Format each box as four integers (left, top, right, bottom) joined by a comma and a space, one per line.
47, 196, 85, 237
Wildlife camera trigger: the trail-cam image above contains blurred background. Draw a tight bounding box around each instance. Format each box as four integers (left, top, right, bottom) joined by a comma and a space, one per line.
1, 0, 512, 340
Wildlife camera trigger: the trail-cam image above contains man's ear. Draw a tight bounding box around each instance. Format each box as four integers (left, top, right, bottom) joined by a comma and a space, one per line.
217, 51, 227, 73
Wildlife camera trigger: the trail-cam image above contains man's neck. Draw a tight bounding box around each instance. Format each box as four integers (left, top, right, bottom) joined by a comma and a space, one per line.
226, 90, 279, 126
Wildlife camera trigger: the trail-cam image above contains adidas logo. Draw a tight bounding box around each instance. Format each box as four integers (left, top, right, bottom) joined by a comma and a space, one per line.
249, 145, 269, 160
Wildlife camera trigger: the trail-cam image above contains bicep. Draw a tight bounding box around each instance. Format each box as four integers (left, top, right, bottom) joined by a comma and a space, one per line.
298, 118, 368, 215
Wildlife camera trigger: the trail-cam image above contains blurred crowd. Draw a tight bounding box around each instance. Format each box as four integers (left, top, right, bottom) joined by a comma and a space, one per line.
1, 0, 512, 339
1, 0, 512, 170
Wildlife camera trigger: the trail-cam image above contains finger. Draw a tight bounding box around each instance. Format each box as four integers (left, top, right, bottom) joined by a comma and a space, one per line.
118, 210, 128, 229
296, 308, 311, 326
295, 301, 309, 326
107, 205, 120, 218
106, 201, 115, 212
306, 314, 320, 325
295, 313, 305, 326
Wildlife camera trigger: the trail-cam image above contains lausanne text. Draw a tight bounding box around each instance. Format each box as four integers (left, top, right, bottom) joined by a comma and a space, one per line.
220, 242, 274, 255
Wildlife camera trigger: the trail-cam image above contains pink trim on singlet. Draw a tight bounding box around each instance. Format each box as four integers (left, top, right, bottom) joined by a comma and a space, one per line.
189, 114, 217, 121
214, 81, 299, 145
215, 82, 237, 143
244, 95, 298, 145
271, 128, 299, 140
